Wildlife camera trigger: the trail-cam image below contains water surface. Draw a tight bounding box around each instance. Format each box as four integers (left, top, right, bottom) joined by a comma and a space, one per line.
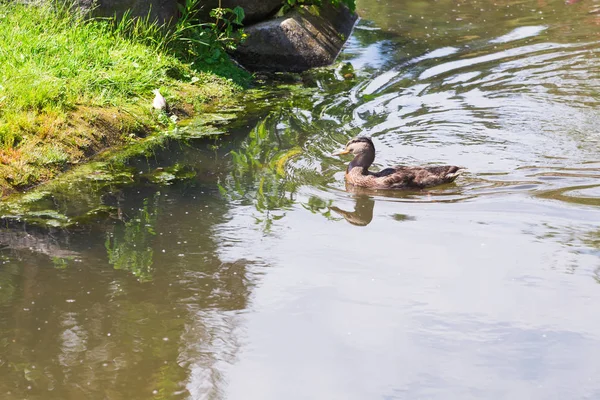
1, 0, 600, 399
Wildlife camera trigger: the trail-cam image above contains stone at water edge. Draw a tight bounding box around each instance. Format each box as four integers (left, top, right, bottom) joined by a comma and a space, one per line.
231, 3, 359, 73
66, 0, 283, 25
73, 0, 178, 25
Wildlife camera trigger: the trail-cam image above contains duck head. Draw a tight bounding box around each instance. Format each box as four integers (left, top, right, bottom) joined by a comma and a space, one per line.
332, 136, 376, 170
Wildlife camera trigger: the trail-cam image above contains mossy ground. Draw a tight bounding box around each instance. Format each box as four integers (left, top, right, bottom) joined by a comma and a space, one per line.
0, 1, 250, 197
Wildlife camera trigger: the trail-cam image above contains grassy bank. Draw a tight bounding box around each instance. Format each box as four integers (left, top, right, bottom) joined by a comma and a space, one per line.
0, 1, 249, 196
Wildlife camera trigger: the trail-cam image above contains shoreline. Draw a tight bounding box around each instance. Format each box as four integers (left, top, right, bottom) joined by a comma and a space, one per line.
0, 1, 251, 199
0, 82, 247, 199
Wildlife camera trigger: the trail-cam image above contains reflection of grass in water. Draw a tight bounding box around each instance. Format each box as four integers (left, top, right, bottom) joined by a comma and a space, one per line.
51, 256, 76, 269
392, 213, 416, 222
218, 104, 360, 230
219, 116, 302, 231
590, 230, 600, 286
585, 231, 600, 250
0, 261, 18, 305
105, 192, 159, 281
303, 195, 339, 221
536, 184, 600, 207
585, 229, 600, 285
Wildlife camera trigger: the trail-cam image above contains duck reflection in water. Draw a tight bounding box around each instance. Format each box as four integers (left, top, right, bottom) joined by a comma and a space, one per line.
330, 194, 376, 226
329, 189, 417, 226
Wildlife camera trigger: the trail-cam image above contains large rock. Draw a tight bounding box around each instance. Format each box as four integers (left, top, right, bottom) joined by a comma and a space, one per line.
75, 0, 178, 24
196, 0, 283, 24
232, 3, 358, 73
68, 0, 282, 25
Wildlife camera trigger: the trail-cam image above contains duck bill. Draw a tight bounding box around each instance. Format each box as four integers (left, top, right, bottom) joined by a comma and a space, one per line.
332, 149, 350, 156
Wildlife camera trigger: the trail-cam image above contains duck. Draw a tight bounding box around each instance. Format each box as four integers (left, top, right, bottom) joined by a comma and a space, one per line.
332, 136, 464, 190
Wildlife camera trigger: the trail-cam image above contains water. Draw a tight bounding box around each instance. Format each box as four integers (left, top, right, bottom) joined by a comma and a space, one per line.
1, 0, 600, 398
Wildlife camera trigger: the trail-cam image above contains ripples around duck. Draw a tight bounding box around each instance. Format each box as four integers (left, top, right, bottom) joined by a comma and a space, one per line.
287, 0, 600, 209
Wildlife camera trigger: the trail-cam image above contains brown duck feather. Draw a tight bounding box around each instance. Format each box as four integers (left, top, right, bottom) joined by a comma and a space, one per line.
347, 164, 462, 189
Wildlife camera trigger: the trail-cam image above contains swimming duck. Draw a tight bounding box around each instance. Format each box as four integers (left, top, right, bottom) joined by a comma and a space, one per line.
332, 137, 463, 190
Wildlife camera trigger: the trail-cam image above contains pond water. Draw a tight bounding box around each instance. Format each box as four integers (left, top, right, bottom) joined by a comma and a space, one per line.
2, 0, 600, 399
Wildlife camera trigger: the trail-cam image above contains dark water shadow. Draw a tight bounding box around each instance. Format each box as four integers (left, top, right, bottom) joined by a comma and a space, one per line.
0, 178, 268, 398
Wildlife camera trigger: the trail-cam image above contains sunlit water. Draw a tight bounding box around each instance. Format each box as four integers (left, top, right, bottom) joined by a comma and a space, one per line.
1, 0, 600, 399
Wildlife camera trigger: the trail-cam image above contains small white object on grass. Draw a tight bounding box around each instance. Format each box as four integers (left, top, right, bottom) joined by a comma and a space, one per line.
152, 89, 167, 111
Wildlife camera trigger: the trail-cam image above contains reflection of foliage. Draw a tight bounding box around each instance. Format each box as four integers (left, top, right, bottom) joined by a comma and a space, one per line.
151, 363, 188, 400
585, 230, 600, 250
0, 262, 18, 305
51, 256, 75, 269
586, 230, 600, 285
105, 192, 159, 281
302, 195, 337, 220
219, 116, 302, 231
392, 213, 416, 222
143, 164, 197, 185
217, 100, 349, 230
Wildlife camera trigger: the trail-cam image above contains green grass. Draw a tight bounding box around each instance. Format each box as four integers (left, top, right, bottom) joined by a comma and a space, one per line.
0, 0, 250, 192
1, 3, 178, 129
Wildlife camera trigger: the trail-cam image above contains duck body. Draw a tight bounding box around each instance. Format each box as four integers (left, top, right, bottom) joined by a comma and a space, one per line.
333, 137, 463, 190
346, 163, 462, 190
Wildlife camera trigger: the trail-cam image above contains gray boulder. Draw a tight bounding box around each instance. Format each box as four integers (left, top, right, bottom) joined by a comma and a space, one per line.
67, 0, 283, 25
196, 0, 283, 24
232, 3, 358, 73
74, 0, 178, 24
